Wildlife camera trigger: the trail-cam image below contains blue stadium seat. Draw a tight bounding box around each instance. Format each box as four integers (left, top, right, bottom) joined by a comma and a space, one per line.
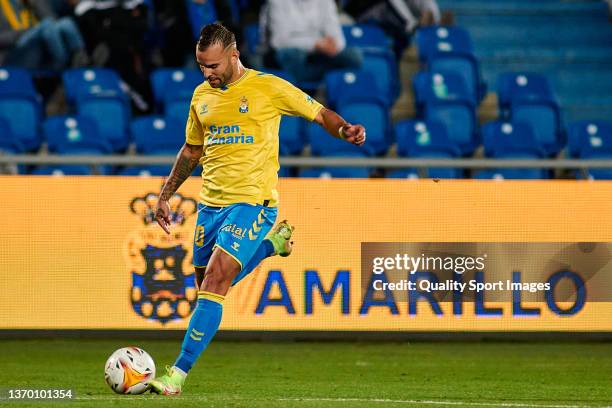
425, 105, 477, 157
481, 121, 547, 179
63, 68, 126, 106
414, 69, 477, 112
165, 99, 191, 123
31, 165, 94, 175
575, 123, 612, 179
395, 120, 461, 178
416, 26, 474, 63
567, 120, 612, 158
306, 120, 374, 156
497, 72, 555, 115
0, 67, 38, 99
510, 101, 564, 156
414, 71, 479, 155
77, 97, 130, 152
0, 96, 42, 152
63, 69, 130, 152
482, 121, 545, 158
337, 100, 390, 155
185, 0, 217, 40
131, 116, 184, 154
360, 49, 400, 105
0, 117, 24, 153
427, 52, 486, 103
325, 69, 388, 109
279, 115, 306, 155
395, 120, 459, 157
43, 115, 111, 154
0, 68, 42, 151
342, 24, 393, 52
299, 152, 371, 178
150, 68, 203, 114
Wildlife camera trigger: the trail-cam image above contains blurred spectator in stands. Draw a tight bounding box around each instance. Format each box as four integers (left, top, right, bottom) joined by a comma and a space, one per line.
212, 0, 240, 36
0, 0, 85, 70
154, 0, 240, 67
261, 0, 362, 84
50, 0, 76, 17
239, 0, 265, 21
410, 0, 442, 26
74, 0, 151, 111
344, 0, 447, 58
151, 0, 193, 67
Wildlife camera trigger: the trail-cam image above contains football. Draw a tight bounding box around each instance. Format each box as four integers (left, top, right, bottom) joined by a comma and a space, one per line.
104, 347, 156, 394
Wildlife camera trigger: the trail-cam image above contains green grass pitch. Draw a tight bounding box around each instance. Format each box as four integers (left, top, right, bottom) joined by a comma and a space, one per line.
0, 339, 610, 407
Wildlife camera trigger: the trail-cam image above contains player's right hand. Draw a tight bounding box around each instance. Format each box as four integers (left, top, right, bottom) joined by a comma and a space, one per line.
155, 199, 172, 235
341, 124, 366, 146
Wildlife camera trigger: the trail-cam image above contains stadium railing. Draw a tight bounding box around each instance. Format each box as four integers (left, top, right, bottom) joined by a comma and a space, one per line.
1, 155, 612, 176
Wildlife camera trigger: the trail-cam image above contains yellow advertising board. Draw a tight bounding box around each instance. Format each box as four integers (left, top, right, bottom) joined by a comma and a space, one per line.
1, 176, 611, 331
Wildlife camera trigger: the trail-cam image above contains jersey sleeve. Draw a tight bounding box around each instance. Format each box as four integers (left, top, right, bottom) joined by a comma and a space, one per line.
185, 98, 204, 145
268, 75, 324, 121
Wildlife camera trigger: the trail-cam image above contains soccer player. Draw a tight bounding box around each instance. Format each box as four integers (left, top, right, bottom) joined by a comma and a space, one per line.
149, 23, 366, 395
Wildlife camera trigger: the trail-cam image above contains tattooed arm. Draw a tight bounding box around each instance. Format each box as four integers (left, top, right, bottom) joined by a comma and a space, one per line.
155, 143, 203, 234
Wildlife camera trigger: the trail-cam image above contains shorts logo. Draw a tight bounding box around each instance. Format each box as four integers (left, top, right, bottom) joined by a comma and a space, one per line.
248, 209, 266, 240
125, 191, 198, 325
239, 96, 249, 113
221, 223, 246, 239
231, 242, 240, 251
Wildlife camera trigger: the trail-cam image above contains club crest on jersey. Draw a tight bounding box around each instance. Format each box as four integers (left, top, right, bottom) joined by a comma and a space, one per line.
125, 190, 198, 325
239, 96, 249, 113
199, 103, 208, 115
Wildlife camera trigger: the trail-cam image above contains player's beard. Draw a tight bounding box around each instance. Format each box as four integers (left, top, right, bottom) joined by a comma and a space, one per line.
221, 65, 234, 87
209, 65, 234, 88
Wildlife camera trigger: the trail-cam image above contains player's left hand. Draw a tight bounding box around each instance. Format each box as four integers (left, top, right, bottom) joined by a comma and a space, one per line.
341, 124, 366, 146
155, 199, 172, 235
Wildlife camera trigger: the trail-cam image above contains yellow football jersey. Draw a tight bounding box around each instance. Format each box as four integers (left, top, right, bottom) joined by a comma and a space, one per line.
186, 68, 323, 207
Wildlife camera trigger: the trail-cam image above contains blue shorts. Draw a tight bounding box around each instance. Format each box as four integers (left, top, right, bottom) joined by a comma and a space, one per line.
193, 202, 278, 273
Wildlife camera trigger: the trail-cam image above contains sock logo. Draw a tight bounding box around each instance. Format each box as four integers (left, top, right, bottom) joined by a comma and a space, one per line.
189, 328, 204, 341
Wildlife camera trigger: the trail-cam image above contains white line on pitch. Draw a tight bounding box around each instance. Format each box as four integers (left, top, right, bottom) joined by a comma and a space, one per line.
278, 397, 611, 408
73, 395, 611, 408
